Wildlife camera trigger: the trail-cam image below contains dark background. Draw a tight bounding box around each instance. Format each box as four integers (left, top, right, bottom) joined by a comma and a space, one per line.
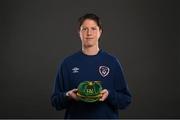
0, 0, 179, 118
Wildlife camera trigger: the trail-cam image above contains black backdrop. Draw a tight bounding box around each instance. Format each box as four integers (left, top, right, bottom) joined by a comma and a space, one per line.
0, 0, 179, 118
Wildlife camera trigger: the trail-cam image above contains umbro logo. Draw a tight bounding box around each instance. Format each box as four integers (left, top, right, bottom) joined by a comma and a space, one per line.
72, 67, 79, 73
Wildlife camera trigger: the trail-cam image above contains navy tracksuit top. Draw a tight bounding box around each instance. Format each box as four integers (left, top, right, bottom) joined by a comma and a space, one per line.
51, 49, 132, 119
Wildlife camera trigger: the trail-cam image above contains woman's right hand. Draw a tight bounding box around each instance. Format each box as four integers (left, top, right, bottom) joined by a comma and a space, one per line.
66, 89, 79, 101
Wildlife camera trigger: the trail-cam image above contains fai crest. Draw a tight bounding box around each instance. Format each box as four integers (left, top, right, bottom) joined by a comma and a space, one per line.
99, 66, 110, 77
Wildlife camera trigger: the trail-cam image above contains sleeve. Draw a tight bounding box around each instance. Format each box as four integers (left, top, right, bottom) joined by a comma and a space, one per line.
106, 58, 132, 110
50, 60, 71, 110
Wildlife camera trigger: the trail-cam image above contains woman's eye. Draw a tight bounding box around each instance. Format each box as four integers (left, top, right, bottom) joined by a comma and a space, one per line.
92, 28, 97, 30
82, 28, 87, 31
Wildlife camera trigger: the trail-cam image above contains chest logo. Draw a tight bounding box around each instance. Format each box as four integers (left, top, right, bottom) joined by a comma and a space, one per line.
99, 66, 110, 77
72, 67, 79, 73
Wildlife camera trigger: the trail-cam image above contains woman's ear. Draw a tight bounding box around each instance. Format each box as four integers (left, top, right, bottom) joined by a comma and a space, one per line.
100, 29, 102, 34
99, 29, 102, 37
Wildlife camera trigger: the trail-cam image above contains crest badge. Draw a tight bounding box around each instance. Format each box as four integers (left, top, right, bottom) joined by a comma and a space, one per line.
99, 66, 110, 77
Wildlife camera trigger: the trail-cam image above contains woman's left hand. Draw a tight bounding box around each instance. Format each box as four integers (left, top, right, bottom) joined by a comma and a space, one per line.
99, 89, 109, 101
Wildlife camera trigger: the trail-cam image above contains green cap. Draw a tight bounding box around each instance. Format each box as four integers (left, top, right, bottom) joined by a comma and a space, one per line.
77, 81, 102, 102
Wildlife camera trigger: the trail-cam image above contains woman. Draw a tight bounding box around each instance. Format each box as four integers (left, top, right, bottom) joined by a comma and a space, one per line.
51, 13, 132, 119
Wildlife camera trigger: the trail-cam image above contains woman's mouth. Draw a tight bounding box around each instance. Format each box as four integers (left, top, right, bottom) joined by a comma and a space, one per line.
86, 38, 94, 40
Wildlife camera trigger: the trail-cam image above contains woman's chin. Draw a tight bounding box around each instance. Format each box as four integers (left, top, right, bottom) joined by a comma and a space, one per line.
84, 44, 94, 48
83, 42, 95, 48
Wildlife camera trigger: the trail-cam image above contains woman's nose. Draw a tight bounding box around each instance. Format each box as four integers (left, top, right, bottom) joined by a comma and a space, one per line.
87, 29, 92, 35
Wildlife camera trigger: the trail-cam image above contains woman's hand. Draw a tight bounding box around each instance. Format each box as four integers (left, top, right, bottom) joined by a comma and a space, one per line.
99, 89, 109, 101
66, 89, 79, 101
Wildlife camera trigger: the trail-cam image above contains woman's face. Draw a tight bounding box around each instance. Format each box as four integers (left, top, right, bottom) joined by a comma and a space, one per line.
79, 19, 102, 48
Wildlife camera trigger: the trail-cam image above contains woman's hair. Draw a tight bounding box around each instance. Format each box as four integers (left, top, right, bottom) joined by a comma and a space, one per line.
78, 13, 102, 31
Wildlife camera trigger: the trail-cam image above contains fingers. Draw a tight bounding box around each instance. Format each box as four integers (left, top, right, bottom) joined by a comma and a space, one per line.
72, 88, 78, 92
67, 89, 109, 102
67, 89, 78, 96
100, 89, 107, 94
99, 89, 109, 101
66, 88, 79, 101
